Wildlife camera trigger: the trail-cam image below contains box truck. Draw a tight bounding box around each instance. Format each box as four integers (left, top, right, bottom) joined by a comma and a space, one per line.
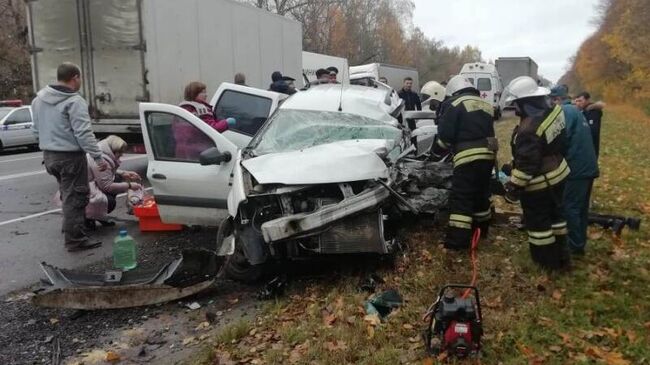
302, 51, 349, 85
26, 0, 302, 139
495, 57, 539, 89
349, 63, 419, 92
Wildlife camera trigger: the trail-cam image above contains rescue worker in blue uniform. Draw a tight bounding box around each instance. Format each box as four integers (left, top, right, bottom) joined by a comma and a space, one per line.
550, 85, 599, 255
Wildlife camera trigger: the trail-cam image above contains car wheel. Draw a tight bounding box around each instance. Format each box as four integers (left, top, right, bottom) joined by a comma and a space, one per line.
223, 225, 267, 283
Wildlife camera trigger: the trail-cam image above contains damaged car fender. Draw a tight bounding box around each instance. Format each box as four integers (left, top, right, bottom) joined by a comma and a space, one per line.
228, 150, 248, 218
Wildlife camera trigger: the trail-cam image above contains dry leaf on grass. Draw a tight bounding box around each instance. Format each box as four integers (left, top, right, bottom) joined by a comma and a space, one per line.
367, 325, 375, 339
324, 340, 348, 352
322, 313, 337, 327
363, 314, 381, 326
105, 351, 121, 363
551, 289, 563, 301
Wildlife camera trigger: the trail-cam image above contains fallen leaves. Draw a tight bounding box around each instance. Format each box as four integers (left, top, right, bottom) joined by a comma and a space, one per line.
323, 340, 348, 352
584, 345, 630, 365
363, 313, 381, 327
105, 351, 121, 363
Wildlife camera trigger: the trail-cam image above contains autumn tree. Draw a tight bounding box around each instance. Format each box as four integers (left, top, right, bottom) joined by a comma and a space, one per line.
0, 0, 31, 100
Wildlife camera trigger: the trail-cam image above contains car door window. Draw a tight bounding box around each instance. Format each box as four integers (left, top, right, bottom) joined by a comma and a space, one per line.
145, 112, 216, 163
5, 109, 31, 125
466, 77, 475, 85
477, 78, 492, 91
214, 90, 272, 136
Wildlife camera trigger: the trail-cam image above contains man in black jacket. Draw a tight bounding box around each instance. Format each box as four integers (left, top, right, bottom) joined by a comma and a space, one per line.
436, 75, 496, 249
398, 77, 421, 111
574, 92, 604, 158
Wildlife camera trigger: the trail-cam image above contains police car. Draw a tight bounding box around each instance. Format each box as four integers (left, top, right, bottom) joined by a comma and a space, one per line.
0, 101, 38, 151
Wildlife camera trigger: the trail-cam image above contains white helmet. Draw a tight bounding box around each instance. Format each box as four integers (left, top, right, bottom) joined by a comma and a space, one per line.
446, 75, 475, 96
500, 76, 550, 109
420, 81, 446, 103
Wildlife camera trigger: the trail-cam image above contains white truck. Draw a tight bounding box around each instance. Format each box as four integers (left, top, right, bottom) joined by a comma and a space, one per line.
459, 62, 503, 119
302, 51, 349, 85
25, 0, 302, 140
349, 63, 419, 92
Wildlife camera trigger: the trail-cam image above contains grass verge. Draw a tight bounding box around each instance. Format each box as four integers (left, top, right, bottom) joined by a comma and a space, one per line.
201, 106, 650, 365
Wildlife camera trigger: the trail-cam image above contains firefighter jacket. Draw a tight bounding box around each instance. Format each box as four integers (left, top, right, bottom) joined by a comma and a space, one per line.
510, 105, 570, 192
437, 90, 496, 167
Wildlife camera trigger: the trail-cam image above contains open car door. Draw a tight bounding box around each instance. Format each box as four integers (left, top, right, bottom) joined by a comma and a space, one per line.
139, 103, 238, 226
210, 83, 287, 148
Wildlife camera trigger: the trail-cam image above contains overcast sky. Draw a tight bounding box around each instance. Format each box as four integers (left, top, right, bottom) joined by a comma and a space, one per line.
412, 0, 601, 82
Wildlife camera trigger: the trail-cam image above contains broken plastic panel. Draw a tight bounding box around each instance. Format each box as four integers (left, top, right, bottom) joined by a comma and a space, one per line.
32, 249, 220, 310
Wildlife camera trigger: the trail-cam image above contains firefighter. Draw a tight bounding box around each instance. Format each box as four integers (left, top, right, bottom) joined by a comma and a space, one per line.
420, 81, 446, 115
436, 75, 496, 249
501, 76, 571, 270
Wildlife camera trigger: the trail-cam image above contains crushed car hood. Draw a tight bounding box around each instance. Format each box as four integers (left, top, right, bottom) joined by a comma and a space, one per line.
242, 139, 393, 185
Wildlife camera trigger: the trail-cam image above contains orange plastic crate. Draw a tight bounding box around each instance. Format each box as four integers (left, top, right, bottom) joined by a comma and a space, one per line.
133, 201, 183, 232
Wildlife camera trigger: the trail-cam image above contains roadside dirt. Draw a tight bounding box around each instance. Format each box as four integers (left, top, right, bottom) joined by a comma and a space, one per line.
0, 228, 261, 365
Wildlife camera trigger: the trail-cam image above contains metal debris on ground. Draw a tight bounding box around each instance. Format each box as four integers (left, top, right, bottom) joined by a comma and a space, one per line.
32, 249, 221, 310
358, 273, 385, 293
257, 275, 288, 300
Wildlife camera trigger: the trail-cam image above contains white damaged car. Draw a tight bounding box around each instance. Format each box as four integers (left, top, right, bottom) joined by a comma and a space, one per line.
139, 83, 451, 282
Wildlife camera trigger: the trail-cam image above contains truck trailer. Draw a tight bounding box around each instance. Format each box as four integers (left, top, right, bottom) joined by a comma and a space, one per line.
302, 51, 349, 85
349, 63, 419, 92
495, 57, 539, 89
26, 0, 302, 140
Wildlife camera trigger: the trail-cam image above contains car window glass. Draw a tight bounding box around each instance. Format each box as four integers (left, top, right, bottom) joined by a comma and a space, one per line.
145, 111, 216, 163
0, 108, 12, 120
477, 78, 492, 91
5, 109, 31, 125
214, 90, 272, 136
466, 77, 475, 85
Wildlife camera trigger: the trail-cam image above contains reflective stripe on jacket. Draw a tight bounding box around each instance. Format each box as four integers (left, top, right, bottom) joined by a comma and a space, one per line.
510, 105, 570, 191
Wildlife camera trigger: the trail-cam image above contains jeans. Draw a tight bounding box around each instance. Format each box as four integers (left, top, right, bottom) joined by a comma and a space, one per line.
44, 151, 89, 243
564, 178, 594, 252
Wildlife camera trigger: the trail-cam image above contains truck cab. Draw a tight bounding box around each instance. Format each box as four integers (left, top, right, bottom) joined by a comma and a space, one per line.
459, 63, 503, 120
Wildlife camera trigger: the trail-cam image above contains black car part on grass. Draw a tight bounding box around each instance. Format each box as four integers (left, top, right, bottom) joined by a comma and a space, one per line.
588, 213, 641, 236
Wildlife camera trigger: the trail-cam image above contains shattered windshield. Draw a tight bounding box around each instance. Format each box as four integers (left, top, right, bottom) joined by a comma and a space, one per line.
251, 109, 401, 155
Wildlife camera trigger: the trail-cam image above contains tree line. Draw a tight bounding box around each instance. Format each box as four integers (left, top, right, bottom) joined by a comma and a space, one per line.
559, 0, 649, 112
248, 0, 483, 84
0, 0, 30, 100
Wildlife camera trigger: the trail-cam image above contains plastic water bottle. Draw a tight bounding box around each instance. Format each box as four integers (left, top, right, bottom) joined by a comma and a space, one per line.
113, 227, 137, 271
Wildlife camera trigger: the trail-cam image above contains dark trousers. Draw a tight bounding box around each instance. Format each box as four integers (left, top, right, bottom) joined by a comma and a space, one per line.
44, 151, 89, 243
520, 182, 571, 270
564, 178, 594, 253
446, 159, 494, 249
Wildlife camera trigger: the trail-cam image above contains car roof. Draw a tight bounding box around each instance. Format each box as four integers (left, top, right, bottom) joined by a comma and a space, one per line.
280, 84, 397, 124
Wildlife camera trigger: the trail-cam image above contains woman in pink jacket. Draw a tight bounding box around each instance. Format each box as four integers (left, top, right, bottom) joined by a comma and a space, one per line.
173, 81, 235, 160
85, 135, 142, 228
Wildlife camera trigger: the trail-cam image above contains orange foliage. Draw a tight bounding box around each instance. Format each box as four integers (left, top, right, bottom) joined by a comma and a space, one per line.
565, 0, 650, 111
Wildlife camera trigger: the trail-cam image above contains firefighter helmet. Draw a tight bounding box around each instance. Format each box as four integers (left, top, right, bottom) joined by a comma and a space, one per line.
421, 81, 446, 103
500, 76, 550, 109
446, 75, 475, 96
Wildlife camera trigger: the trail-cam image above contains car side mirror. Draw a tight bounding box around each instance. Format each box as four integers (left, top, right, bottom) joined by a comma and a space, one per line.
199, 147, 231, 165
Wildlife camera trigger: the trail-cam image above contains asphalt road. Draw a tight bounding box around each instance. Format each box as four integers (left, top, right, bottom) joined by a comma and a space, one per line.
0, 148, 155, 295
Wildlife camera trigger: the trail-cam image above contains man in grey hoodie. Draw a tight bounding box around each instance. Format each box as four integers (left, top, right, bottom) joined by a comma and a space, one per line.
32, 62, 107, 251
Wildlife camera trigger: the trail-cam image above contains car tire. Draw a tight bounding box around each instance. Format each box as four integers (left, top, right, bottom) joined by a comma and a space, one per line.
223, 225, 267, 283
